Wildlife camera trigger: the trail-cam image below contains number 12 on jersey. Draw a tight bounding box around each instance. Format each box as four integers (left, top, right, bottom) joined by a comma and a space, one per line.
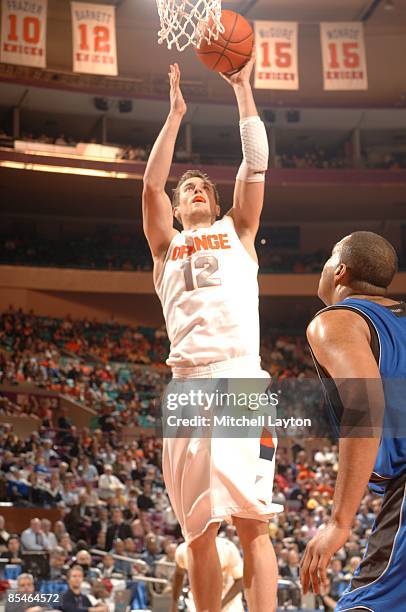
182, 256, 221, 291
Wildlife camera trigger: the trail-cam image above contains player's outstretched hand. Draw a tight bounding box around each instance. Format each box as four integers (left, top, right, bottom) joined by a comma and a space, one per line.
300, 522, 350, 595
220, 49, 255, 87
169, 63, 187, 117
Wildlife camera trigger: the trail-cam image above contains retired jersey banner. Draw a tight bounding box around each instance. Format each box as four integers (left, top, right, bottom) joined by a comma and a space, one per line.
71, 2, 118, 76
254, 21, 299, 90
1, 0, 47, 68
320, 22, 368, 90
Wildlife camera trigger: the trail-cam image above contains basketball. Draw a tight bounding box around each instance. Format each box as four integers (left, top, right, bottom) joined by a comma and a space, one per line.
195, 10, 254, 73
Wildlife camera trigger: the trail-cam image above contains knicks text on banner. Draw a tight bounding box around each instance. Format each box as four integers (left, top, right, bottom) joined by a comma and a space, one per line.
0, 0, 47, 68
71, 1, 118, 76
254, 21, 299, 91
320, 22, 368, 91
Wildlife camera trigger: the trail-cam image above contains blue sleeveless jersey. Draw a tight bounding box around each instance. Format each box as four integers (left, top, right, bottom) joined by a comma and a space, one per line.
332, 298, 406, 493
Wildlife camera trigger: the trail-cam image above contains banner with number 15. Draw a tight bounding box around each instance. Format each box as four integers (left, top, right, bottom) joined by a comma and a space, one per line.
71, 2, 118, 76
320, 22, 368, 90
254, 21, 299, 90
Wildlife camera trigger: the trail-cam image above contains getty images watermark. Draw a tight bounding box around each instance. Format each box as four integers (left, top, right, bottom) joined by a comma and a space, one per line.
161, 385, 312, 435
158, 377, 406, 439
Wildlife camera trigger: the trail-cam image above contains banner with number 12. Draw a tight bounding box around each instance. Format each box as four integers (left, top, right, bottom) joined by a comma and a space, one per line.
1, 0, 47, 68
254, 21, 299, 90
71, 2, 118, 76
320, 22, 368, 90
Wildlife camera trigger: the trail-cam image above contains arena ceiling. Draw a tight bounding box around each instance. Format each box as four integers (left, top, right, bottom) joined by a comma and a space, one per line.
89, 0, 405, 28
2, 80, 406, 138
0, 0, 405, 109
240, 0, 403, 23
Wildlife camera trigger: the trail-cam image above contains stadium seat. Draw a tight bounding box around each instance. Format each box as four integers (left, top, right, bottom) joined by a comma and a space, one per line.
3, 565, 22, 580
130, 582, 149, 609
150, 590, 172, 612
39, 580, 69, 594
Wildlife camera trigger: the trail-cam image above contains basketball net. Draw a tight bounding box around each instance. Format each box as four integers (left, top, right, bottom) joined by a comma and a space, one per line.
156, 0, 224, 52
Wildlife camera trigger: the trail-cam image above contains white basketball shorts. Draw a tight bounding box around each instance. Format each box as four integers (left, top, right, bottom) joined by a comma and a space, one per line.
162, 355, 284, 543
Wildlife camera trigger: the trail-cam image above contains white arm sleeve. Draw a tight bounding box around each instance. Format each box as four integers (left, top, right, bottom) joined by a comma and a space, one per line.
236, 115, 269, 183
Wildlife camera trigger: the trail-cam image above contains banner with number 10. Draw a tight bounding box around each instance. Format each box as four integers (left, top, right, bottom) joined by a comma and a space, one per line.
0, 0, 47, 68
254, 21, 299, 90
71, 2, 118, 76
320, 22, 368, 90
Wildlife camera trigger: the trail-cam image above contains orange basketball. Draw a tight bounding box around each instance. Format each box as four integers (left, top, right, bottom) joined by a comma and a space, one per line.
195, 10, 254, 73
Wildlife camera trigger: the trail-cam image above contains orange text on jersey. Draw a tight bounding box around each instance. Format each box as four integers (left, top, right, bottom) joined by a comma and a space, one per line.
171, 233, 231, 260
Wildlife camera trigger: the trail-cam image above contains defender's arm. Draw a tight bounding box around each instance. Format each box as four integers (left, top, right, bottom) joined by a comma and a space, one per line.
307, 310, 383, 529
301, 309, 383, 595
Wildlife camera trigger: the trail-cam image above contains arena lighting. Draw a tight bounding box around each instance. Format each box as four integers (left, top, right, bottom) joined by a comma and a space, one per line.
286, 110, 301, 123
119, 99, 133, 113
0, 160, 140, 180
263, 110, 276, 124
94, 97, 110, 111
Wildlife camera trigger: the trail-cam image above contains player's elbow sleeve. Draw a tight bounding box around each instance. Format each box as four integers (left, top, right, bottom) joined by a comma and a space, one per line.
236, 116, 269, 182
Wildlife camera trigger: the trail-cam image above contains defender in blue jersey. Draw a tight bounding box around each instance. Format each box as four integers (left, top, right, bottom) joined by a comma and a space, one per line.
300, 231, 406, 612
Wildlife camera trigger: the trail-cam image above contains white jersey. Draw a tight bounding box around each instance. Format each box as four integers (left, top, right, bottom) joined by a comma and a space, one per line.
155, 216, 260, 367
175, 537, 244, 612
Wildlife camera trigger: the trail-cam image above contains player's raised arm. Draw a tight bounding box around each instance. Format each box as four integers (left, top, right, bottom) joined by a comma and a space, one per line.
221, 54, 269, 238
142, 63, 185, 258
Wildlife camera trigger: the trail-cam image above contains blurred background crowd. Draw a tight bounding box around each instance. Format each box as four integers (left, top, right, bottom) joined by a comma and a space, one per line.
0, 308, 380, 611
0, 233, 333, 274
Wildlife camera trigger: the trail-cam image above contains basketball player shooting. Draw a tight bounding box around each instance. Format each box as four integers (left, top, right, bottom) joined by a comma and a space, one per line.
300, 232, 406, 611
142, 57, 281, 612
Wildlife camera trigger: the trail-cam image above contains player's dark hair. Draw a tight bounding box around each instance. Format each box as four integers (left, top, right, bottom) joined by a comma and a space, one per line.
172, 170, 220, 209
337, 231, 398, 293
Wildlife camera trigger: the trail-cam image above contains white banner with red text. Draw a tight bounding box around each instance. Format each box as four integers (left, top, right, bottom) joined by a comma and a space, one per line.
254, 21, 299, 90
71, 2, 118, 76
320, 22, 368, 90
1, 0, 47, 68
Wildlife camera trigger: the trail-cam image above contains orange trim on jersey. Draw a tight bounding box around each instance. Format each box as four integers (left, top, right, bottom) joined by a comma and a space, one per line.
260, 427, 275, 447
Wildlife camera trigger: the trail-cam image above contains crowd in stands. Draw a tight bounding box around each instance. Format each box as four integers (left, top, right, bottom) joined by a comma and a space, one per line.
203, 147, 406, 169
4, 231, 403, 274
0, 309, 319, 424
0, 308, 382, 609
276, 149, 351, 170
364, 151, 406, 170
0, 309, 169, 427
0, 232, 152, 272
20, 132, 77, 148
2, 124, 406, 170
0, 231, 334, 274
120, 146, 148, 162
0, 128, 13, 148
259, 249, 329, 274
276, 148, 406, 170
0, 424, 380, 610
0, 127, 149, 162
